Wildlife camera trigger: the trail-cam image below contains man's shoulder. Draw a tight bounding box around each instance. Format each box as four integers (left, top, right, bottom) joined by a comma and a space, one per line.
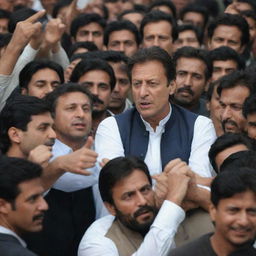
0, 233, 37, 256
171, 233, 216, 256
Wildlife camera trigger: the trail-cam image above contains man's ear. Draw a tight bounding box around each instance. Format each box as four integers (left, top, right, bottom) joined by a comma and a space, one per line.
8, 127, 23, 144
0, 198, 11, 214
21, 87, 28, 95
169, 80, 176, 95
209, 203, 217, 222
104, 202, 116, 216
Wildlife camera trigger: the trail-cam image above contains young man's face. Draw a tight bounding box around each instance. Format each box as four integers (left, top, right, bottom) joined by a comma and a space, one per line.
4, 178, 48, 235
106, 169, 157, 233
15, 112, 56, 157
78, 70, 112, 114
142, 21, 173, 55
210, 190, 256, 249
246, 113, 256, 140
211, 60, 238, 82
75, 22, 104, 50
174, 30, 200, 51
182, 11, 205, 30
107, 29, 138, 57
219, 85, 250, 133
22, 68, 61, 99
208, 25, 244, 54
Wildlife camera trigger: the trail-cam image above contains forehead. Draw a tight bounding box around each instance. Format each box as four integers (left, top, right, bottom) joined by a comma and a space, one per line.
213, 25, 242, 38
179, 29, 197, 38
17, 178, 44, 200
31, 68, 60, 81
78, 69, 110, 83
183, 11, 204, 22
78, 22, 103, 31
176, 57, 206, 74
56, 91, 91, 107
220, 85, 250, 102
213, 60, 238, 68
131, 60, 166, 80
144, 20, 172, 34
112, 169, 150, 196
109, 29, 136, 41
109, 62, 128, 76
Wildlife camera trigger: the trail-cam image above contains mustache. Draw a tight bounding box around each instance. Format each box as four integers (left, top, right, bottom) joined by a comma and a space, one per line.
133, 205, 155, 218
44, 139, 55, 147
33, 213, 45, 222
222, 119, 238, 129
92, 94, 104, 105
177, 87, 194, 96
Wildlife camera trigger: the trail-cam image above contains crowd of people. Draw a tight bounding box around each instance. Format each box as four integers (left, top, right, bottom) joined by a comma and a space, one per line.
0, 0, 256, 255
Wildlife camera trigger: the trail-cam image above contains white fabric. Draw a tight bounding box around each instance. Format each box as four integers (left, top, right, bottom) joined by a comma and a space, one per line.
78, 200, 185, 256
51, 139, 108, 219
0, 226, 26, 247
95, 107, 216, 178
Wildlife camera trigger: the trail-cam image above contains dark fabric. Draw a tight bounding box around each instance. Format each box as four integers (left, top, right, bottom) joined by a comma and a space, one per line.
115, 104, 197, 169
190, 98, 209, 117
0, 233, 37, 256
24, 187, 96, 256
171, 233, 217, 256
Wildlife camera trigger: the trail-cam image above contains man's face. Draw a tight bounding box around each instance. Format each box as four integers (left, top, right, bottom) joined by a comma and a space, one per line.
5, 178, 48, 235
215, 144, 249, 171
107, 169, 157, 233
211, 60, 238, 82
109, 62, 130, 114
142, 21, 173, 55
107, 29, 138, 57
246, 113, 256, 140
17, 113, 56, 157
75, 22, 104, 50
244, 16, 256, 42
53, 92, 92, 144
174, 30, 200, 51
220, 85, 250, 133
208, 25, 244, 54
210, 190, 256, 248
0, 18, 9, 34
78, 70, 112, 114
21, 68, 61, 99
174, 57, 207, 107
182, 12, 205, 29
131, 60, 174, 128
122, 12, 144, 29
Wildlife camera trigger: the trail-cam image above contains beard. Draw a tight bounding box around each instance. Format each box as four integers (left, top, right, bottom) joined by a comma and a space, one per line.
114, 205, 158, 236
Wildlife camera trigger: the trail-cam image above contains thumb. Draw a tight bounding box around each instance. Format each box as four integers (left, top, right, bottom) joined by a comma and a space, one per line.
84, 136, 94, 149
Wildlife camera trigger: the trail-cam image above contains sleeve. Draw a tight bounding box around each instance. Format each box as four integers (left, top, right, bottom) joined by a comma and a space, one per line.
189, 116, 217, 178
50, 45, 69, 70
95, 116, 125, 163
78, 201, 185, 256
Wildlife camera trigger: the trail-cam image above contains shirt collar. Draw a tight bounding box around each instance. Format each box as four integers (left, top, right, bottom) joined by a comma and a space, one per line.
0, 225, 26, 247
141, 104, 172, 133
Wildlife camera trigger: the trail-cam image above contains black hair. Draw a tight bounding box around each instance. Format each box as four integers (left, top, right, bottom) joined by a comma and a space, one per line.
0, 95, 50, 154
19, 59, 64, 90
176, 24, 203, 45
70, 13, 106, 39
148, 0, 176, 19
209, 46, 245, 71
0, 8, 11, 20
0, 33, 12, 49
206, 79, 220, 101
173, 46, 212, 81
211, 167, 256, 206
217, 70, 254, 97
101, 50, 128, 64
70, 58, 116, 91
52, 0, 72, 18
208, 132, 252, 173
140, 10, 178, 42
243, 93, 256, 117
69, 41, 98, 59
104, 20, 141, 46
0, 156, 42, 203
44, 82, 93, 117
127, 46, 175, 84
180, 4, 208, 29
220, 150, 256, 173
99, 156, 152, 204
207, 13, 250, 47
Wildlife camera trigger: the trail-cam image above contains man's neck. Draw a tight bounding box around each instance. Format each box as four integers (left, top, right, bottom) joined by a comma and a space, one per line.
56, 136, 86, 151
210, 232, 236, 256
6, 147, 26, 159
